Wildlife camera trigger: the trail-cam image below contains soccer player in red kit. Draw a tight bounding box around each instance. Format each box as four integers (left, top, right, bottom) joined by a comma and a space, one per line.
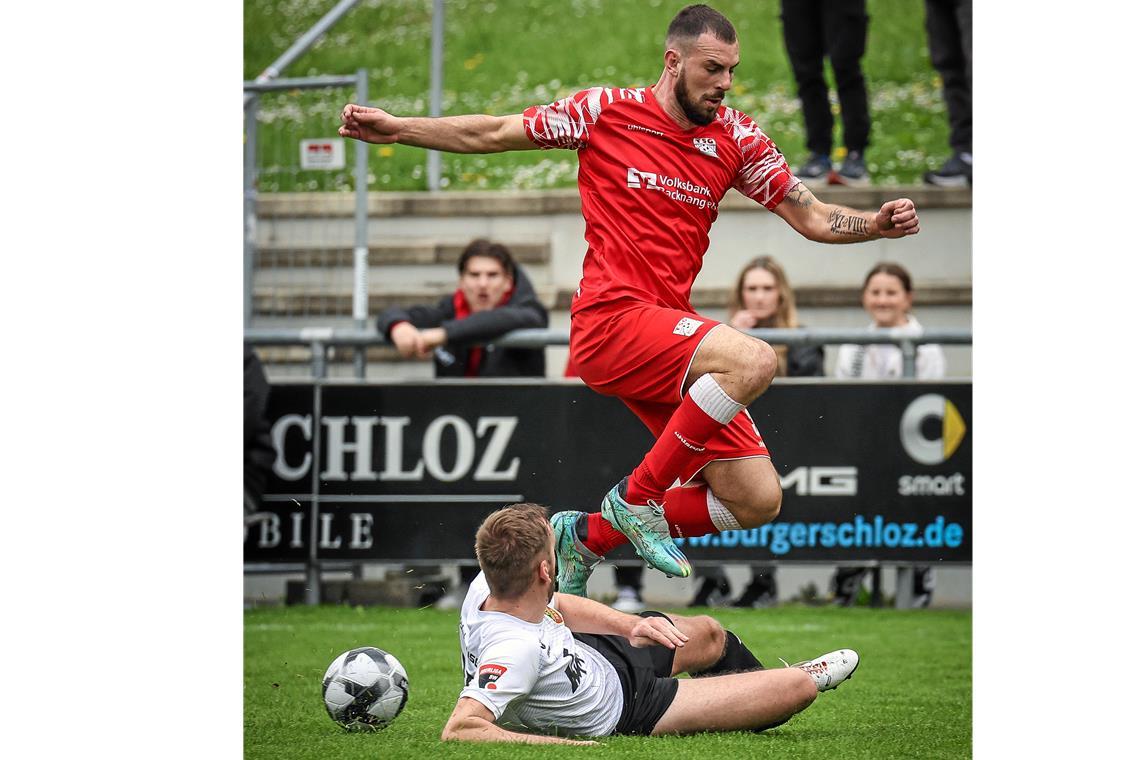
339, 4, 920, 596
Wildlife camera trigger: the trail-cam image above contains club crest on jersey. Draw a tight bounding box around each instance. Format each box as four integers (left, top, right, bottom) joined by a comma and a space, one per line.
479, 663, 508, 689
693, 137, 718, 158
673, 317, 704, 337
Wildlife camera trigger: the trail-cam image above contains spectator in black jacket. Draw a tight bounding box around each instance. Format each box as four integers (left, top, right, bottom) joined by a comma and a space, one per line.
244, 345, 275, 528
377, 238, 549, 608
377, 238, 548, 378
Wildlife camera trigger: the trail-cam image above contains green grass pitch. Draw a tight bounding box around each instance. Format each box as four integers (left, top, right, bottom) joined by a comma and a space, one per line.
245, 603, 970, 759
244, 0, 952, 191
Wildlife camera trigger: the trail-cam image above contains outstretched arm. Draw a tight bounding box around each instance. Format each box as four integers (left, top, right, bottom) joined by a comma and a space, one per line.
339, 104, 536, 154
554, 592, 688, 649
772, 182, 920, 243
441, 697, 597, 745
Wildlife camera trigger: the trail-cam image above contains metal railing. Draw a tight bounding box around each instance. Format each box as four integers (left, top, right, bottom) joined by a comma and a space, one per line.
243, 326, 973, 380
244, 325, 970, 606
243, 71, 370, 348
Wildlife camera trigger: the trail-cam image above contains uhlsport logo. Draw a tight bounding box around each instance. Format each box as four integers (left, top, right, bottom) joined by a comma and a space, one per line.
899, 394, 966, 465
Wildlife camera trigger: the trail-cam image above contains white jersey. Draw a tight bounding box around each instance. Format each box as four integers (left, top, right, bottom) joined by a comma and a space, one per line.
457, 572, 624, 737
834, 315, 947, 380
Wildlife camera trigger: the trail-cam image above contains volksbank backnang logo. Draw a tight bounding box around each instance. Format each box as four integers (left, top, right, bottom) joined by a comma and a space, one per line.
899, 394, 966, 465
626, 167, 719, 211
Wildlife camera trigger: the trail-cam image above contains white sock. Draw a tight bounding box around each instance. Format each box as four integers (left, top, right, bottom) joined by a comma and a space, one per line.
689, 373, 745, 425
707, 491, 742, 531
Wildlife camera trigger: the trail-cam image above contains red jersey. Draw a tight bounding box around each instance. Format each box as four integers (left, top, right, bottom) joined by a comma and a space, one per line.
523, 86, 798, 314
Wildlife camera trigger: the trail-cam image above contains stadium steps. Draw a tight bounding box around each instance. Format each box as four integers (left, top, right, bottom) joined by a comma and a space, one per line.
252, 282, 970, 317
255, 187, 972, 217
252, 239, 553, 318
250, 188, 971, 366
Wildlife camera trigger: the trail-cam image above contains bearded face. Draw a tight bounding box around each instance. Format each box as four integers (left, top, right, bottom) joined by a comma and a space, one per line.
665, 33, 738, 127
672, 65, 723, 126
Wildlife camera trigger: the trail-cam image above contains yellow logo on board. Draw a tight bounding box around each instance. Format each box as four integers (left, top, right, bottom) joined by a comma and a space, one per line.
900, 394, 967, 465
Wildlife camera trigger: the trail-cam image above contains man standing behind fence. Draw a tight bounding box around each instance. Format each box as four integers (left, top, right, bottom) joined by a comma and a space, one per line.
340, 4, 919, 597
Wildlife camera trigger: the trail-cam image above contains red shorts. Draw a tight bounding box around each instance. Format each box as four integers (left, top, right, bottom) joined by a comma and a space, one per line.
570, 300, 769, 479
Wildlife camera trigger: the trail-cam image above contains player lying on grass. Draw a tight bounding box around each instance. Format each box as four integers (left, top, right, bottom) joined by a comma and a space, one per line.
442, 503, 858, 744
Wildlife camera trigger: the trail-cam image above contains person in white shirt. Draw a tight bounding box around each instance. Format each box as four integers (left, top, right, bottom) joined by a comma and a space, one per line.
833, 261, 945, 607
834, 261, 946, 380
442, 503, 859, 744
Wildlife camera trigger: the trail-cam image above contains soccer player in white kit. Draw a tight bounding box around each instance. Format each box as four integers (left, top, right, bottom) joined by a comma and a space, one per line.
442, 504, 858, 743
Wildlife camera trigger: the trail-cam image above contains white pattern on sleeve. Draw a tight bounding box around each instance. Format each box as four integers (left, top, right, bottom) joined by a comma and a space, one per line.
523, 86, 645, 150
722, 107, 797, 209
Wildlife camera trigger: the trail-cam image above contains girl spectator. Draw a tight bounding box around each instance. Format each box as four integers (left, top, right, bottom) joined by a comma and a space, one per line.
835, 262, 946, 379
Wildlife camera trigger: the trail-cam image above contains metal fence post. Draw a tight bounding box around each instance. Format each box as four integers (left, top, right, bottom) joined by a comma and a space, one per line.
901, 339, 917, 378
427, 0, 444, 191
895, 566, 916, 608
248, 0, 363, 100
244, 97, 259, 328
353, 67, 370, 379
306, 341, 328, 605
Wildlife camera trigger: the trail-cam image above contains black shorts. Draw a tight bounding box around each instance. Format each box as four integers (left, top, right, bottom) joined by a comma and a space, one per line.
572, 611, 679, 736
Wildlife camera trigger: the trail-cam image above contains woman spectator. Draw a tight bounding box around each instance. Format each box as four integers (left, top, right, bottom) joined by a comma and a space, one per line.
688, 256, 824, 608
832, 262, 945, 607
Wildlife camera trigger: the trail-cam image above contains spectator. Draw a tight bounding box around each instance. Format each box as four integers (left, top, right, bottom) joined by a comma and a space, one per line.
377, 238, 548, 378
832, 262, 945, 607
689, 256, 823, 608
244, 345, 275, 529
377, 238, 549, 608
780, 0, 872, 187
834, 262, 945, 380
922, 0, 971, 186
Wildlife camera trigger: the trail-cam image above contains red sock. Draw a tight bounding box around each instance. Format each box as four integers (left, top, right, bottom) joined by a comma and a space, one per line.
662, 484, 718, 539
583, 512, 629, 555
626, 393, 728, 504
583, 485, 720, 555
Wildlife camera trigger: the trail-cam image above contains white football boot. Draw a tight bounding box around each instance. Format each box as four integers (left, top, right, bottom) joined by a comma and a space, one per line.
785, 649, 860, 692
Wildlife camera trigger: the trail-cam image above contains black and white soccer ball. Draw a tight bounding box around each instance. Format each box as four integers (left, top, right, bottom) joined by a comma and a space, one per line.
321, 646, 409, 731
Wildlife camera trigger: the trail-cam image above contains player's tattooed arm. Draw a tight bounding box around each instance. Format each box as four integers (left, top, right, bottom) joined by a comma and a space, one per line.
774, 188, 919, 243
782, 181, 816, 209
826, 207, 870, 237
774, 188, 874, 243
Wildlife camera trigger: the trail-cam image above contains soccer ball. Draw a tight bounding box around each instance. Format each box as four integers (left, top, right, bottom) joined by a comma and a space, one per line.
322, 646, 409, 731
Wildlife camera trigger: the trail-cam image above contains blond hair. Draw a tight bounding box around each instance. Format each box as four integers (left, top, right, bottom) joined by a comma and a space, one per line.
474, 503, 552, 598
729, 255, 801, 376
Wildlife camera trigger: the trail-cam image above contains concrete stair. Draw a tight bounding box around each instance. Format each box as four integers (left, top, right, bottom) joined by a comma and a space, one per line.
249, 188, 972, 372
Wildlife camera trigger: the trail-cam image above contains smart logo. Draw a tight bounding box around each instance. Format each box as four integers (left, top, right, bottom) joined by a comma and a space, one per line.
899, 394, 966, 465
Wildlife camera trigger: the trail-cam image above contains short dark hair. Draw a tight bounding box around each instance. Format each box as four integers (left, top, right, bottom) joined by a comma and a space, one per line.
665, 4, 737, 50
474, 503, 552, 599
863, 262, 914, 293
458, 238, 516, 280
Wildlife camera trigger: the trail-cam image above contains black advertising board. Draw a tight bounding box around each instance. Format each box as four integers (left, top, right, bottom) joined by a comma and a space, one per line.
244, 381, 971, 565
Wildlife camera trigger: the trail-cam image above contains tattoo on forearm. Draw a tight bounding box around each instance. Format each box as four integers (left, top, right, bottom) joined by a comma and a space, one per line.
785, 183, 814, 208
827, 207, 869, 237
